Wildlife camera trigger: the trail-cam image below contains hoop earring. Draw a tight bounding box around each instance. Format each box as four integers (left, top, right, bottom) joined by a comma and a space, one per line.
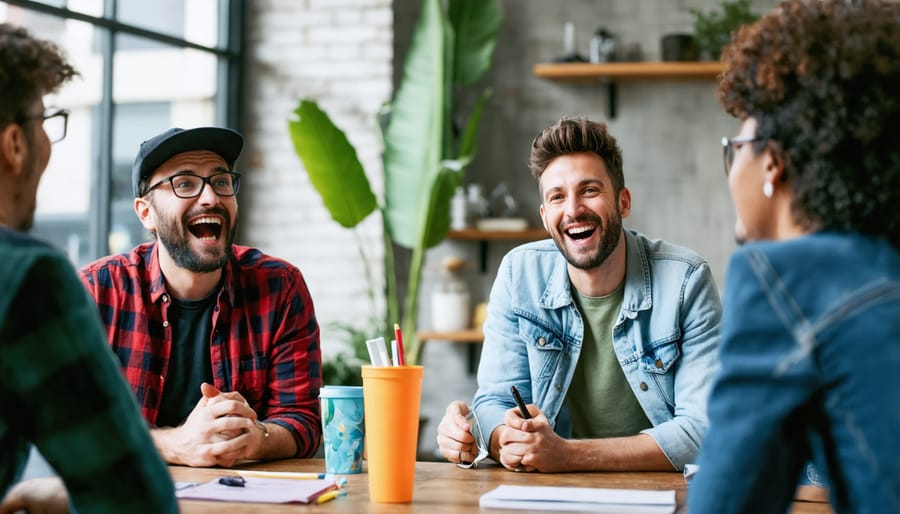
763, 181, 774, 198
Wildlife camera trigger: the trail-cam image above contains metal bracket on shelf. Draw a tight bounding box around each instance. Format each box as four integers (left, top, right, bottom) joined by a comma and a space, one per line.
607, 81, 618, 119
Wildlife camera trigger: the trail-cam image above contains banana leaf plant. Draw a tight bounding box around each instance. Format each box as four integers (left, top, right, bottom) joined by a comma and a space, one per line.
288, 0, 502, 365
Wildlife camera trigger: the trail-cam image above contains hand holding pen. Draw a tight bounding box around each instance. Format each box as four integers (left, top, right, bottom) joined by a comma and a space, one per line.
510, 385, 532, 420
503, 385, 537, 473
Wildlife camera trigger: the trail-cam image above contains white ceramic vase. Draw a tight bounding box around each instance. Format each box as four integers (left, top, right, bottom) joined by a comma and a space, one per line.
431, 290, 471, 332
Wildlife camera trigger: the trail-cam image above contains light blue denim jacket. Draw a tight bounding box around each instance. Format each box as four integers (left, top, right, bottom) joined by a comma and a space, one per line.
471, 229, 722, 470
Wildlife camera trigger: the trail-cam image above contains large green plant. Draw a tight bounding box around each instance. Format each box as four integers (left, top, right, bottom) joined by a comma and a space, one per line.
288, 0, 502, 365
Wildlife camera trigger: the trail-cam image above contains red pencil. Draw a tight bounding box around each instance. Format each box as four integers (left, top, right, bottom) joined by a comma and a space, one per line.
394, 323, 406, 366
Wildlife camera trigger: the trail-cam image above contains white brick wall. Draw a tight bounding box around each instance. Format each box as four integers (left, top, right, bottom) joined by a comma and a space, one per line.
242, 0, 391, 357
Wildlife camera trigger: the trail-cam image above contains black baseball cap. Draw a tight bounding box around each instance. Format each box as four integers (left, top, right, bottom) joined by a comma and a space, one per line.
132, 126, 244, 197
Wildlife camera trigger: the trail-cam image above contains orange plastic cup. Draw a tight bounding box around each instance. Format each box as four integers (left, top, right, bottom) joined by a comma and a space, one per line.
361, 365, 424, 503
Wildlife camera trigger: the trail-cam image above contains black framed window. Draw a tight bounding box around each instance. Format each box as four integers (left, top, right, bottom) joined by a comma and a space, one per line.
1, 0, 244, 264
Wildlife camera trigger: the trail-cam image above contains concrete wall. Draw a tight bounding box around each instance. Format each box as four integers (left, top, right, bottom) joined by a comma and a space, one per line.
242, 0, 778, 459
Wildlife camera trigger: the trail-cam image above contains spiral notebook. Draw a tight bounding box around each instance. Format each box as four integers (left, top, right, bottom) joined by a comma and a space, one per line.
479, 485, 676, 513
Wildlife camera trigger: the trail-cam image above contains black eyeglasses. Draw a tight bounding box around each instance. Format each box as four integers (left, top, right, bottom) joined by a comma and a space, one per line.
721, 136, 761, 176
143, 171, 241, 198
16, 108, 69, 144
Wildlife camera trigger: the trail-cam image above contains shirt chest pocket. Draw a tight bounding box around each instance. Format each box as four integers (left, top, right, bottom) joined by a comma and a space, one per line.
637, 337, 680, 407
518, 319, 564, 381
638, 336, 680, 375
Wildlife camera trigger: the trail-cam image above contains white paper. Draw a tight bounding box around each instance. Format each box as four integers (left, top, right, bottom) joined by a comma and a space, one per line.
479, 485, 676, 513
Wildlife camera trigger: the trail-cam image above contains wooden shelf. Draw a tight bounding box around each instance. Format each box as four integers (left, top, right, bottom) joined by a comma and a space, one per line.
448, 228, 548, 271
448, 228, 547, 241
417, 329, 484, 344
533, 61, 723, 82
533, 61, 723, 119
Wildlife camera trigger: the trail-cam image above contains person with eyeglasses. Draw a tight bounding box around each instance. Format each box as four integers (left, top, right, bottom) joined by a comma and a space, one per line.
688, 1, 900, 513
437, 116, 723, 474
0, 23, 177, 514
79, 126, 323, 467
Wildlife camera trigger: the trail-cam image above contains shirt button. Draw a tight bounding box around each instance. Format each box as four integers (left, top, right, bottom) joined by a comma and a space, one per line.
538, 337, 546, 346
162, 294, 168, 302
555, 384, 561, 391
162, 321, 169, 328
655, 359, 663, 369
639, 382, 648, 391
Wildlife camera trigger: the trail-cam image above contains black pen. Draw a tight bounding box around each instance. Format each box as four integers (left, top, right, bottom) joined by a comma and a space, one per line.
218, 475, 246, 487
510, 385, 532, 420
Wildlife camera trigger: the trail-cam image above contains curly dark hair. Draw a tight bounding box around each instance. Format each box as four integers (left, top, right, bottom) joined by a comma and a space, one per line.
528, 116, 625, 194
0, 23, 78, 127
718, 0, 900, 249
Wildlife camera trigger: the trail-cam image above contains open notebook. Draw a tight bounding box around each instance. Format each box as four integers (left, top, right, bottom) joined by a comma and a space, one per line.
176, 476, 338, 504
480, 485, 676, 513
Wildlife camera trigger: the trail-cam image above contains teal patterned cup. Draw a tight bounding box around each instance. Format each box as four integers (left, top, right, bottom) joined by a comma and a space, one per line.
319, 386, 365, 474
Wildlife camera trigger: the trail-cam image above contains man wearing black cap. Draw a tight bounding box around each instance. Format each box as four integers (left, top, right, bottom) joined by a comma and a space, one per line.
80, 126, 322, 467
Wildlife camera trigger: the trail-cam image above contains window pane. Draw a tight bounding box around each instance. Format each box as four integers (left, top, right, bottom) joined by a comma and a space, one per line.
0, 9, 101, 265
117, 0, 221, 49
3, 1, 104, 17
111, 33, 218, 253
109, 103, 171, 254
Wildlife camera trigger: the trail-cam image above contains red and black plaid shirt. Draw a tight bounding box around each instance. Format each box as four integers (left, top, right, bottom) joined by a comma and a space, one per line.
80, 243, 322, 457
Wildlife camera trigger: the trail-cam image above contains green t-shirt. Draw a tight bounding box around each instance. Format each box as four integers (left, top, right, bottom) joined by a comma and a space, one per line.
566, 283, 652, 438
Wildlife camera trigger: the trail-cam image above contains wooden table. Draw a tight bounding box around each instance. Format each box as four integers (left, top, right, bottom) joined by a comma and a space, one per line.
171, 459, 833, 513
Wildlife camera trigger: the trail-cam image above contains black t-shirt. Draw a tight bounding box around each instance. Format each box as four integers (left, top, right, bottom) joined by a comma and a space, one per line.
155, 292, 216, 428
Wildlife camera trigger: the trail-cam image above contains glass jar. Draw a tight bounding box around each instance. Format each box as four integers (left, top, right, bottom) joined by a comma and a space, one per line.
431, 268, 470, 332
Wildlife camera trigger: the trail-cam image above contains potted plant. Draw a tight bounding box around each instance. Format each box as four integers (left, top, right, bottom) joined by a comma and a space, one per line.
288, 0, 502, 365
690, 0, 758, 60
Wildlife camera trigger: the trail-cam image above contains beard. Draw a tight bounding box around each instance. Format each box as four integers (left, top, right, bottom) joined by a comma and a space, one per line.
154, 204, 237, 273
551, 208, 623, 270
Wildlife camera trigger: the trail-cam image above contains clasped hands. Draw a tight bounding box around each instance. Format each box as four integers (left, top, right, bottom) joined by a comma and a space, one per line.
436, 400, 569, 473
156, 382, 267, 467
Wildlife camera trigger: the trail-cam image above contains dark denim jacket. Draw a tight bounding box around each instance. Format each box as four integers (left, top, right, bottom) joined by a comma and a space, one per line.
690, 232, 900, 514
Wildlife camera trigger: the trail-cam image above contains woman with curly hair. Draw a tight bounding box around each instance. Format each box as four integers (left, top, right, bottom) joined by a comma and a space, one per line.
689, 1, 900, 513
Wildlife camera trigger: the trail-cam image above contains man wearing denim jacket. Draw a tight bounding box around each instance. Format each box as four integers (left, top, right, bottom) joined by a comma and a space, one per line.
436, 117, 721, 472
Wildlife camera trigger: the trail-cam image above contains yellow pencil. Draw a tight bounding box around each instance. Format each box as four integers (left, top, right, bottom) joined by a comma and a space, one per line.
237, 470, 330, 480
316, 490, 341, 504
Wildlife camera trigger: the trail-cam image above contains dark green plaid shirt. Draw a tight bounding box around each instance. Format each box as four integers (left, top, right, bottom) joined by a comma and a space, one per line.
0, 227, 177, 513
